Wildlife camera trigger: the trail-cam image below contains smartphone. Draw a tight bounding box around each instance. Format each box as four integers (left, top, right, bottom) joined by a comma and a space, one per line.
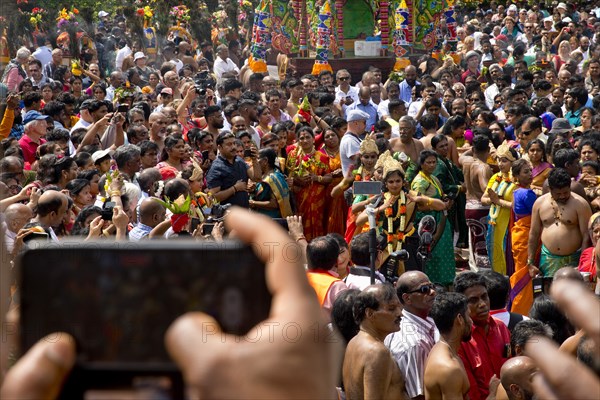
483, 60, 494, 67
202, 223, 215, 235
19, 240, 271, 398
117, 104, 129, 113
243, 149, 253, 158
353, 181, 382, 195
201, 150, 210, 161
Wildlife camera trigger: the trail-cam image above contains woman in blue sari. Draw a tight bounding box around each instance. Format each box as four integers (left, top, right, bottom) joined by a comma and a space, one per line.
250, 148, 292, 218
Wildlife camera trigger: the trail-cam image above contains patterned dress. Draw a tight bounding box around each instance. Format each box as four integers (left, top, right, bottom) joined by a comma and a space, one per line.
411, 172, 456, 286
286, 147, 331, 241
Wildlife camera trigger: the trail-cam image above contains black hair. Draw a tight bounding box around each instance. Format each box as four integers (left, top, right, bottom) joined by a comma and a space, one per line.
581, 160, 600, 175
430, 292, 469, 334
258, 147, 278, 170
510, 319, 553, 354
430, 134, 448, 150
43, 101, 66, 118
526, 139, 548, 163
216, 131, 236, 146
472, 134, 490, 152
417, 149, 438, 170
420, 113, 438, 130
479, 270, 509, 310
568, 87, 589, 107
70, 205, 103, 236
454, 271, 487, 294
547, 167, 572, 190
65, 178, 91, 196
331, 289, 361, 344
139, 140, 160, 156
553, 148, 579, 169
306, 235, 340, 271
46, 128, 70, 143
350, 232, 371, 266
77, 169, 100, 182
353, 283, 396, 325
529, 294, 575, 345
160, 134, 184, 162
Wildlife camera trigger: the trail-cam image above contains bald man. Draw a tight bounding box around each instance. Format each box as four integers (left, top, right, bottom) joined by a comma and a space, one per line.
385, 271, 438, 400
129, 198, 166, 241
498, 356, 538, 400
3, 203, 33, 253
345, 87, 378, 131
32, 191, 68, 241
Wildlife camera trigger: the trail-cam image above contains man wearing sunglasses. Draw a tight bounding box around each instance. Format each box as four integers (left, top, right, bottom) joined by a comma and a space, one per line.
384, 271, 438, 400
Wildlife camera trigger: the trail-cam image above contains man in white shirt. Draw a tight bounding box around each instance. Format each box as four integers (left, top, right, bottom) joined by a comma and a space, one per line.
31, 35, 53, 69
106, 71, 124, 102
115, 39, 132, 72
385, 271, 439, 400
344, 233, 386, 290
213, 44, 240, 83
2, 204, 33, 254
335, 69, 359, 114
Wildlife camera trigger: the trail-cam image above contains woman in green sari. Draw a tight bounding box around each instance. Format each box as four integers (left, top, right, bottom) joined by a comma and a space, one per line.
411, 149, 455, 286
250, 148, 292, 218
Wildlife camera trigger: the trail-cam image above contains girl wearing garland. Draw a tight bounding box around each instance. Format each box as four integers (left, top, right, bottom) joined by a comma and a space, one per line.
411, 150, 456, 286
331, 137, 379, 243
482, 143, 519, 276
356, 151, 448, 274
286, 126, 332, 241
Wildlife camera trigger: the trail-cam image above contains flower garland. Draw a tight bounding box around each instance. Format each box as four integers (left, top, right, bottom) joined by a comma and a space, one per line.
383, 191, 407, 253
169, 5, 191, 25
293, 148, 327, 177
488, 173, 514, 225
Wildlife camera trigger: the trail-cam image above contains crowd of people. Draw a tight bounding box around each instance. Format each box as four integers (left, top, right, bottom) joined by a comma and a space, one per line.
1, 1, 600, 399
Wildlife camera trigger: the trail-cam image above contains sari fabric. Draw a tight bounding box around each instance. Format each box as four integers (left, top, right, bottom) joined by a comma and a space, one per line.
411, 173, 456, 286
509, 187, 538, 315
320, 148, 346, 235
485, 173, 517, 275
256, 169, 293, 218
286, 147, 331, 241
531, 162, 552, 190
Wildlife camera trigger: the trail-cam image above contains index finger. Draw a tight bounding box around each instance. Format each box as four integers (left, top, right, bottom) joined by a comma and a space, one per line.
224, 208, 318, 321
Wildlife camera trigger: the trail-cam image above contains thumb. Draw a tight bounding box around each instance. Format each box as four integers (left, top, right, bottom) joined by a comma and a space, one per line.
1, 333, 76, 399
165, 312, 232, 384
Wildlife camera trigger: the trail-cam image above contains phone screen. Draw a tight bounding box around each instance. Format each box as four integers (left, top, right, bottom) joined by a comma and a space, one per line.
19, 240, 271, 364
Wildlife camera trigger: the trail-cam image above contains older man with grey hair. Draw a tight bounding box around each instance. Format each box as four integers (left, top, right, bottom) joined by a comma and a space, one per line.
113, 144, 142, 182
390, 115, 424, 163
2, 47, 31, 91
18, 111, 52, 164
213, 44, 239, 83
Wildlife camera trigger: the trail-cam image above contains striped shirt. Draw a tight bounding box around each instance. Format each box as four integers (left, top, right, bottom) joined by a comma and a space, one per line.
384, 310, 439, 398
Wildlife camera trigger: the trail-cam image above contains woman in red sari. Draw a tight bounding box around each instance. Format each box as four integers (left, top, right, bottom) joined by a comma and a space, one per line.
286, 126, 332, 240
319, 128, 345, 235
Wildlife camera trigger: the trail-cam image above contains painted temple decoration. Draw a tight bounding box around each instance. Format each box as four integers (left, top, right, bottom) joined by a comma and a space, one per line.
249, 0, 452, 74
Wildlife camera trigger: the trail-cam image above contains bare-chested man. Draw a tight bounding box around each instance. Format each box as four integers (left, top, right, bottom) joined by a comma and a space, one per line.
459, 135, 493, 269
529, 168, 592, 278
390, 116, 424, 164
419, 114, 438, 150
424, 292, 472, 400
343, 284, 406, 400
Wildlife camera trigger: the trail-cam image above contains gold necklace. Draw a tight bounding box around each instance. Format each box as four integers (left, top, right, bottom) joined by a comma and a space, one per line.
550, 198, 563, 226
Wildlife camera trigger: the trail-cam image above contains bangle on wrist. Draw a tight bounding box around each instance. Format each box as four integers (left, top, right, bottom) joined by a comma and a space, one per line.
232, 186, 237, 194
110, 190, 121, 197
295, 235, 306, 243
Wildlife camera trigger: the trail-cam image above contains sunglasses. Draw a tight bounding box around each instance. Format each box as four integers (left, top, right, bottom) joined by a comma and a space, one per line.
338, 77, 350, 81
406, 284, 435, 294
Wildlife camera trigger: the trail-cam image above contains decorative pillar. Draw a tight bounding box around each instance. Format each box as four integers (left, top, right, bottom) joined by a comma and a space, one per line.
335, 0, 344, 57
248, 0, 271, 73
392, 0, 411, 71
379, 1, 389, 56
312, 1, 333, 75
299, 0, 308, 57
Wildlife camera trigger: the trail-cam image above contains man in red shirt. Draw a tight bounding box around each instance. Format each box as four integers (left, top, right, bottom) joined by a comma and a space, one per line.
19, 110, 52, 165
454, 272, 511, 400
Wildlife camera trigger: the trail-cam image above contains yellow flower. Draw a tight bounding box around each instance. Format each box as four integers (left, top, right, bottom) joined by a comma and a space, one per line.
30, 17, 37, 25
